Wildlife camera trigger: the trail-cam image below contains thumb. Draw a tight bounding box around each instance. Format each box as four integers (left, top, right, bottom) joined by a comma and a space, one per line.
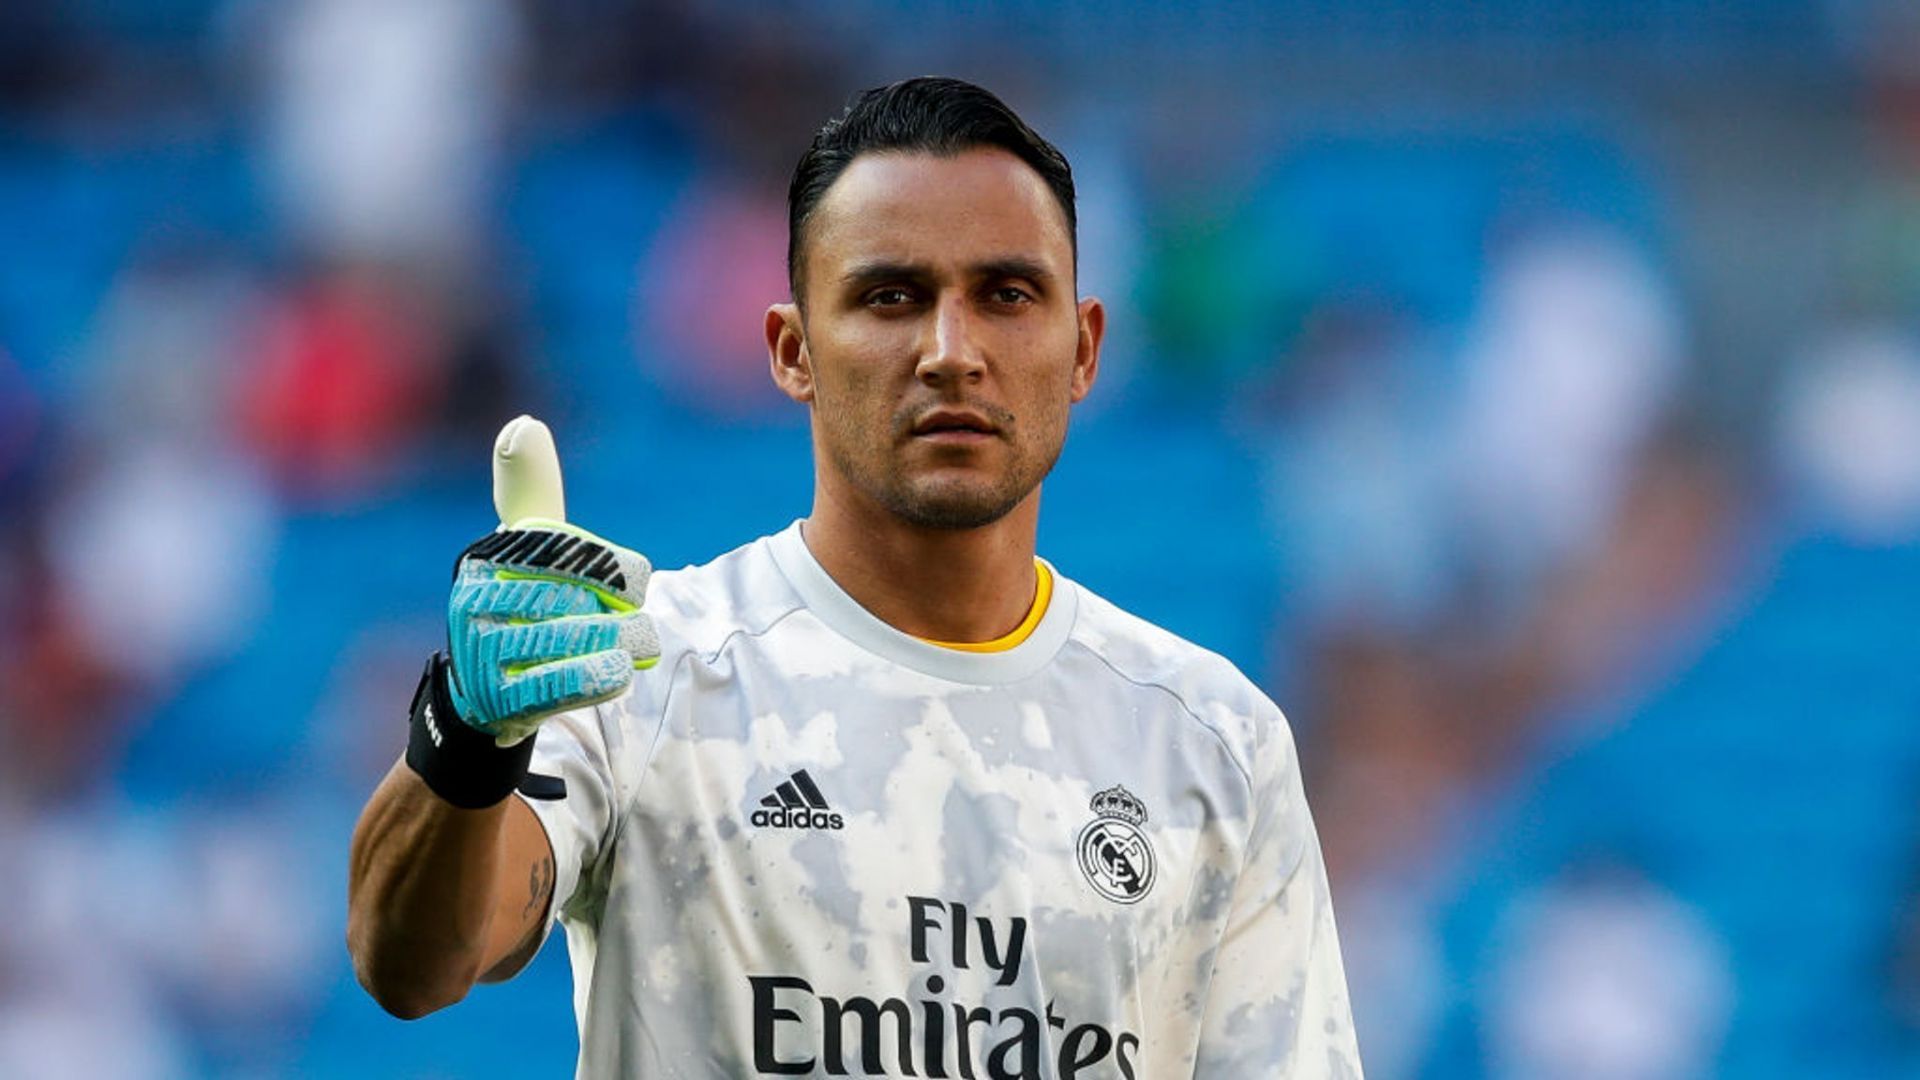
493, 414, 568, 528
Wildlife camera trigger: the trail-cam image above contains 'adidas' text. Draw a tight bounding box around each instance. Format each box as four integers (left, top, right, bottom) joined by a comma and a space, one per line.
752, 769, 845, 831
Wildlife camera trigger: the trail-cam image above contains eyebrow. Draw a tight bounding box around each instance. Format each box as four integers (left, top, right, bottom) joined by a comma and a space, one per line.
838, 257, 1058, 292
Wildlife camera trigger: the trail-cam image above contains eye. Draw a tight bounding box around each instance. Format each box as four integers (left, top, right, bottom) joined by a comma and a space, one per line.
989, 286, 1034, 306
864, 286, 916, 308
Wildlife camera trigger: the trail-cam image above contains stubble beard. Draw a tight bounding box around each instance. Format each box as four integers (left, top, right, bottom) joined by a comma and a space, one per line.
878, 468, 1029, 531
823, 404, 1063, 532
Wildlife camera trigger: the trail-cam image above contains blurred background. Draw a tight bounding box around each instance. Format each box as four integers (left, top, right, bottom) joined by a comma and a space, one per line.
2, 0, 1919, 1076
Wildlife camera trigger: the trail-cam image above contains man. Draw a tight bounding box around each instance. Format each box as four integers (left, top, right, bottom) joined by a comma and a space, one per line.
348, 77, 1362, 1078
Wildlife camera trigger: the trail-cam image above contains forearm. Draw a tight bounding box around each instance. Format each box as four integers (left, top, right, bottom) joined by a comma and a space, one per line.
347, 758, 514, 1018
344, 417, 642, 1018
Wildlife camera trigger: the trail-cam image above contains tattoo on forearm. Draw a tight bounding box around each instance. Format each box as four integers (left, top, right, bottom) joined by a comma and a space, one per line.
524, 855, 553, 921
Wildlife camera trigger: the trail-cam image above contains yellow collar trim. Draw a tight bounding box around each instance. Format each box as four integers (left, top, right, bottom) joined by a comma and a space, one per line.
918, 560, 1053, 654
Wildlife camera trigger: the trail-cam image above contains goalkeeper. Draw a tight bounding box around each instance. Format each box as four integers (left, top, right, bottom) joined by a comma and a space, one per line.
348, 77, 1361, 1078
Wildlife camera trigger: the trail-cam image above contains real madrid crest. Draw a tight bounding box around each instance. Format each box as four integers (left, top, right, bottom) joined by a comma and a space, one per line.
1076, 785, 1156, 904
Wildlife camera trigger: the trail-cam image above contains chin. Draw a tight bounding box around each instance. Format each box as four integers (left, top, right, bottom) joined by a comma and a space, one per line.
885, 479, 1029, 531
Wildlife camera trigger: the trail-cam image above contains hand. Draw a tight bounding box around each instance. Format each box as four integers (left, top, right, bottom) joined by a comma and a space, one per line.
444, 416, 660, 745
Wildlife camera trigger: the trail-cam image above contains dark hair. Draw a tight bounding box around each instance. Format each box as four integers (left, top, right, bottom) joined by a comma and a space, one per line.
786, 77, 1077, 302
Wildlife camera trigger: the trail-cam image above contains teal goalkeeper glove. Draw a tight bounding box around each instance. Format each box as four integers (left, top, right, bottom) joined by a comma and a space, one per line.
449, 415, 660, 744
405, 417, 660, 807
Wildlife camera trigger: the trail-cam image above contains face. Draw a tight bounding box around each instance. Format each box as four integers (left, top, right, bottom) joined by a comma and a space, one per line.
767, 148, 1103, 531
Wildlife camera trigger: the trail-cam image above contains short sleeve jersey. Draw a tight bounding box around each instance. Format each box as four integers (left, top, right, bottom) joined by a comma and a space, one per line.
520, 523, 1362, 1079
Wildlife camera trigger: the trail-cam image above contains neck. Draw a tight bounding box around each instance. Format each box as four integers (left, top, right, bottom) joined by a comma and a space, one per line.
801, 480, 1041, 644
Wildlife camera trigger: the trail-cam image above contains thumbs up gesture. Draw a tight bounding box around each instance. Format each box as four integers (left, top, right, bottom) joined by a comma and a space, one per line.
442, 416, 661, 746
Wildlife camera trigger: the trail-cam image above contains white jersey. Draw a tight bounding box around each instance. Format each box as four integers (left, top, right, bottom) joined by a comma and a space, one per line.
521, 523, 1361, 1079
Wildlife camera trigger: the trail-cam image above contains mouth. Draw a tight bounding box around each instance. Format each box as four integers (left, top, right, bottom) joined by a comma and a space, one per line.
909, 408, 1001, 443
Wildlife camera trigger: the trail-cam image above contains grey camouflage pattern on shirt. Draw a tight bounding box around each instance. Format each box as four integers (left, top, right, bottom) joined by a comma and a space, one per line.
525, 524, 1363, 1078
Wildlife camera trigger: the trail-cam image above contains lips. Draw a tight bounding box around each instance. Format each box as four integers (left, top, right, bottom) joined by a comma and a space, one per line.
910, 408, 1000, 437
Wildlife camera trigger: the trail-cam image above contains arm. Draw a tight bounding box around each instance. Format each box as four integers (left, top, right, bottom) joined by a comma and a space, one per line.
346, 416, 656, 1019
346, 760, 555, 1018
1195, 714, 1364, 1076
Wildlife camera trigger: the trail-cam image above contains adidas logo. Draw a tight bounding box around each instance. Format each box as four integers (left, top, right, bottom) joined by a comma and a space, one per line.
750, 769, 845, 830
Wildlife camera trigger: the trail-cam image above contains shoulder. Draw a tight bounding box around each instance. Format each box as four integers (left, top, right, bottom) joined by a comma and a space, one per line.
1063, 577, 1275, 720
646, 529, 808, 662
1061, 575, 1296, 791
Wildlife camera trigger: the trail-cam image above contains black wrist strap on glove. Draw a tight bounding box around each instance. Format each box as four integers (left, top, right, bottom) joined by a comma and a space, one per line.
405, 653, 566, 808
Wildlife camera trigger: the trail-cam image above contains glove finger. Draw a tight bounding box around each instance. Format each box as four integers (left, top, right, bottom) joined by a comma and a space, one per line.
477, 620, 653, 744
620, 611, 660, 669
485, 612, 658, 672
462, 525, 650, 610
454, 573, 601, 622
496, 648, 634, 724
483, 615, 624, 670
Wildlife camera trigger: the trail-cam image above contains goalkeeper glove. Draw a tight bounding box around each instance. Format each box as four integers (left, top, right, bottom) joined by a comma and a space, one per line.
406, 416, 661, 808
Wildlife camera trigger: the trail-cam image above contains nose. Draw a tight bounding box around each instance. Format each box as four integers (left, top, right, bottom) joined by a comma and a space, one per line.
917, 293, 986, 387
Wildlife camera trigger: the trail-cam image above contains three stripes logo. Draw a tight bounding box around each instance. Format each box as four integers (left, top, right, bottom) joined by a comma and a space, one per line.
750, 769, 845, 831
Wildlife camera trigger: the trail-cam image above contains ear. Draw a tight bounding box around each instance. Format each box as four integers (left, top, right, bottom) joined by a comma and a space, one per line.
1070, 296, 1105, 404
766, 303, 813, 404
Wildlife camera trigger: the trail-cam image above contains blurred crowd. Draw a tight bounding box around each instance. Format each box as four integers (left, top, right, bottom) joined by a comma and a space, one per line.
4, 1, 1920, 1076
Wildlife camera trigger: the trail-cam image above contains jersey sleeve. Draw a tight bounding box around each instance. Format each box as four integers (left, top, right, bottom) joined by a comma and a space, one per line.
515, 704, 621, 939
1194, 706, 1364, 1078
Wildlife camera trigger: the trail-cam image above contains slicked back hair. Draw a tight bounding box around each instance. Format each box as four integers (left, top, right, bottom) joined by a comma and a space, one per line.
786, 77, 1077, 305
